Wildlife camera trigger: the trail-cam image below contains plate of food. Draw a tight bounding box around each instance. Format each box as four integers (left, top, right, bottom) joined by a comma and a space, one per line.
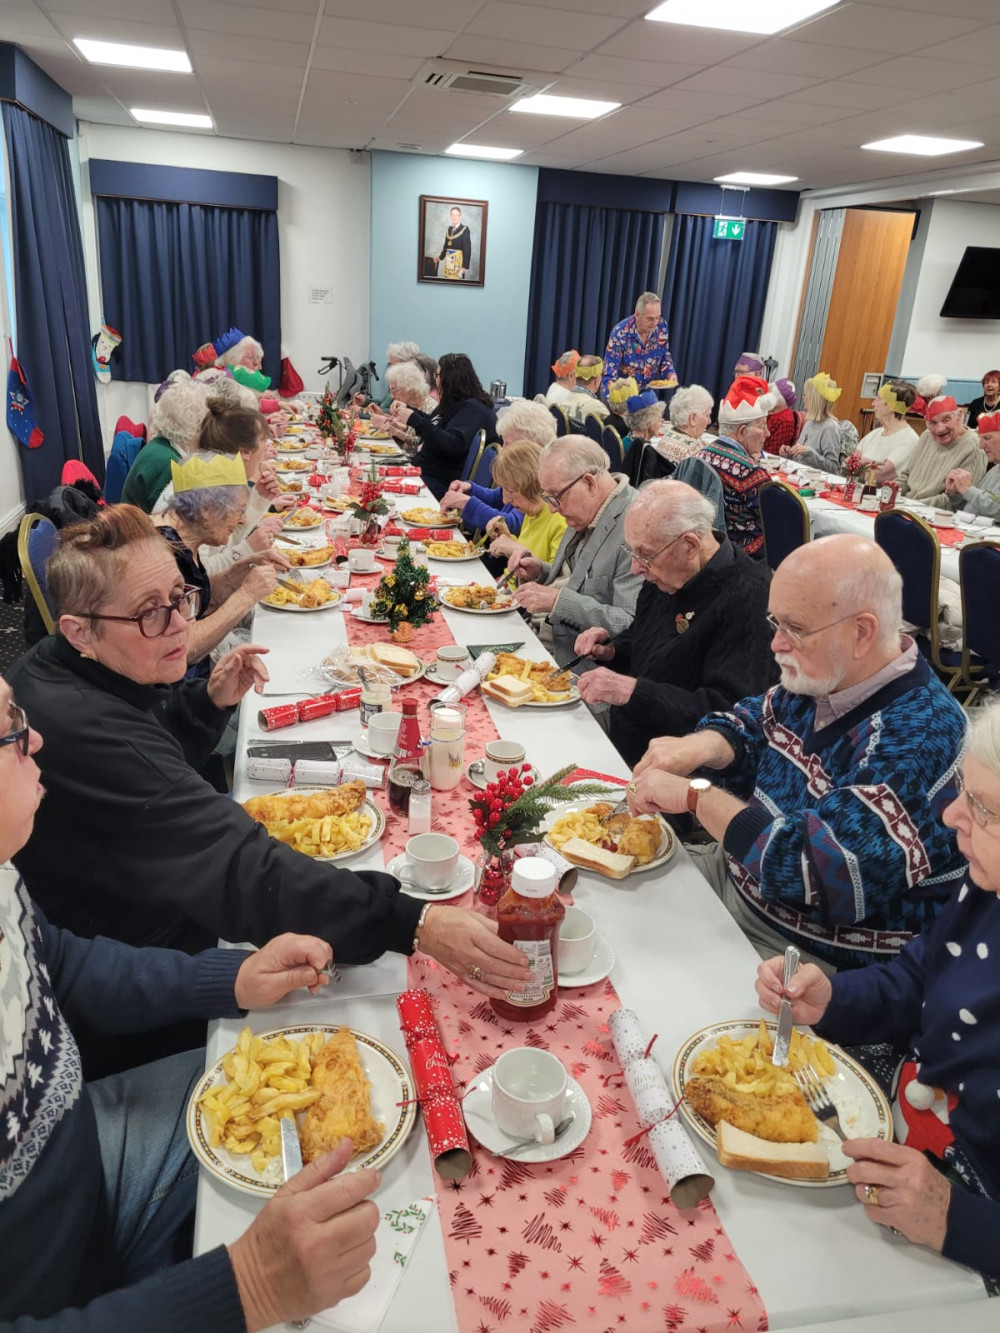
320, 495, 354, 514
400, 507, 461, 528
482, 652, 579, 707
282, 509, 324, 532
261, 579, 341, 611
320, 642, 425, 688
187, 1023, 415, 1197
440, 584, 516, 614
277, 439, 311, 453
672, 1020, 892, 1187
278, 480, 305, 494
273, 458, 312, 473
280, 544, 336, 570
542, 800, 674, 879
423, 540, 481, 562
355, 421, 391, 440
242, 782, 384, 861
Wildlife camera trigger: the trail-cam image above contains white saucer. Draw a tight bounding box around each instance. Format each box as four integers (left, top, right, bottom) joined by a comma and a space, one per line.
351, 732, 392, 762
466, 760, 539, 790
350, 607, 389, 624
558, 931, 615, 988
462, 1071, 592, 1162
386, 851, 475, 902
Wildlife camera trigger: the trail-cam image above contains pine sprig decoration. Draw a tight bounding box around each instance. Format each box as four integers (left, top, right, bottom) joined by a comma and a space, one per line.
369, 538, 435, 631
348, 461, 390, 520
469, 762, 616, 859
316, 385, 345, 446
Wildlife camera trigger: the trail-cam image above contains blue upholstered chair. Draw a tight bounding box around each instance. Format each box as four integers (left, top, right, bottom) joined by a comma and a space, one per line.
601, 424, 624, 470
548, 404, 570, 438
17, 513, 59, 634
469, 442, 499, 491
460, 429, 487, 482
673, 456, 726, 532
103, 430, 145, 504
759, 480, 811, 570
958, 539, 1000, 704
874, 509, 962, 690
582, 414, 604, 445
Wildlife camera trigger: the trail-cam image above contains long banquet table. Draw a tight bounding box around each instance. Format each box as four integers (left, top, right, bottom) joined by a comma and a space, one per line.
194, 478, 988, 1332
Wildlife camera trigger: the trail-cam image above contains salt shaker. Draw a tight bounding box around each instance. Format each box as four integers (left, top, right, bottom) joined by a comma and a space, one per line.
407, 777, 432, 835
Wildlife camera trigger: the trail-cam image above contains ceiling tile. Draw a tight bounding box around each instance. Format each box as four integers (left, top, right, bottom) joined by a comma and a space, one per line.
841, 53, 992, 90
924, 22, 1000, 65
561, 54, 700, 90
499, 0, 652, 14
41, 0, 180, 18
185, 30, 311, 66
672, 67, 815, 98
781, 79, 928, 110
321, 0, 483, 27
546, 73, 664, 105
791, 2, 982, 54
299, 73, 411, 111
600, 21, 765, 65
192, 56, 306, 89
73, 97, 134, 123
39, 10, 188, 49
635, 87, 764, 116
176, 0, 317, 41
736, 98, 858, 126
316, 16, 452, 56
440, 35, 571, 72
309, 47, 424, 81
859, 0, 999, 18
462, 2, 623, 51
724, 38, 885, 80
0, 9, 63, 39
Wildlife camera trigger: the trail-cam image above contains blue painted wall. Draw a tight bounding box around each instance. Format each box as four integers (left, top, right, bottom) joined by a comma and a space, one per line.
369, 151, 538, 396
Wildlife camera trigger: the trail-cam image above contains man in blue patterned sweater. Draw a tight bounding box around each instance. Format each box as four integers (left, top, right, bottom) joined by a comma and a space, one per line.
627, 534, 966, 971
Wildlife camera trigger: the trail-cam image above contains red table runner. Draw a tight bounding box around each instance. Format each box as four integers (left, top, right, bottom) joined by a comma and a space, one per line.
812, 489, 965, 547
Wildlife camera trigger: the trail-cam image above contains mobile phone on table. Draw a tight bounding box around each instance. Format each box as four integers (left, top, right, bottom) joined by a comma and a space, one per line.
247, 741, 349, 762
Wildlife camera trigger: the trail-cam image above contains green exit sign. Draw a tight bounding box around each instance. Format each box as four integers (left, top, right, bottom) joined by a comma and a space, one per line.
714, 217, 746, 241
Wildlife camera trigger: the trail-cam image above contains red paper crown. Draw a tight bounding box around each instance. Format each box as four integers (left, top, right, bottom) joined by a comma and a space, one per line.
978, 410, 1000, 433
924, 395, 957, 421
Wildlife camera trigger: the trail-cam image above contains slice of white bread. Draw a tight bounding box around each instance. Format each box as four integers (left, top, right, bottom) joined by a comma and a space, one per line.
559, 836, 635, 880
483, 675, 534, 705
716, 1120, 830, 1180
369, 643, 420, 676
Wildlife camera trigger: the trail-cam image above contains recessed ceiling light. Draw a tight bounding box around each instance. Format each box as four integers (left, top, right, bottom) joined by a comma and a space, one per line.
510, 94, 619, 119
444, 143, 523, 161
715, 171, 799, 185
645, 0, 839, 37
862, 135, 984, 156
131, 108, 213, 128
74, 38, 191, 73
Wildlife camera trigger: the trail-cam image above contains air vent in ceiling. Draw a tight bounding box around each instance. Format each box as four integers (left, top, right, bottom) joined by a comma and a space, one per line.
417, 59, 547, 100
397, 143, 424, 151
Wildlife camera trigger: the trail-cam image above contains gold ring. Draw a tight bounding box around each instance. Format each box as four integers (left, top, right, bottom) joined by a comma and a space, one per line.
627, 781, 637, 793
865, 1184, 880, 1208
468, 964, 482, 982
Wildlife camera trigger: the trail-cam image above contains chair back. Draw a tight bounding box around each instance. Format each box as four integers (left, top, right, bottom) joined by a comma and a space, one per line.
17, 513, 59, 634
759, 480, 811, 570
874, 509, 957, 684
959, 540, 1000, 700
626, 440, 673, 488
673, 456, 726, 532
548, 404, 570, 437
601, 424, 624, 470
104, 430, 145, 504
470, 441, 499, 491
460, 429, 487, 482
582, 414, 603, 445
114, 415, 146, 441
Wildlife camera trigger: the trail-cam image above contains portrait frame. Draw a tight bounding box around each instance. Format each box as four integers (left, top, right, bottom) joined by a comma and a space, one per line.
418, 195, 488, 287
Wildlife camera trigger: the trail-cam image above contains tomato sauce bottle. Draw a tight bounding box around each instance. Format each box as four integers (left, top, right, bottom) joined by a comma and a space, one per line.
491, 857, 565, 1022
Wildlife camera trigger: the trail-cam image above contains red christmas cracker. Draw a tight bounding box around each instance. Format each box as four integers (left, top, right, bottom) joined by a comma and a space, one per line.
396, 989, 473, 1181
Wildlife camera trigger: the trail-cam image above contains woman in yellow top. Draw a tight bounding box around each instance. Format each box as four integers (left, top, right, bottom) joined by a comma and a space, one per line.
485, 440, 567, 565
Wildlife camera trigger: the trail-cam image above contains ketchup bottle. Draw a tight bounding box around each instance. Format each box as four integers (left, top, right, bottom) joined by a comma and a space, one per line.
490, 857, 565, 1022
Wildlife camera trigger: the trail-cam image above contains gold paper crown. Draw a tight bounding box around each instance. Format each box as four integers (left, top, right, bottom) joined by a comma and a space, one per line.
878, 382, 908, 416
809, 371, 842, 403
170, 453, 248, 492
607, 375, 638, 405
575, 358, 604, 383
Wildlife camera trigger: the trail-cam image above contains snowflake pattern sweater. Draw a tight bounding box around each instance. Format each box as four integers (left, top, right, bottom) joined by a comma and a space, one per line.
697, 658, 967, 968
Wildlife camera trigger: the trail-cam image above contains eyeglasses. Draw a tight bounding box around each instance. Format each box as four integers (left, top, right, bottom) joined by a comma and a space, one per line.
81, 585, 202, 639
0, 702, 30, 758
955, 769, 1000, 828
541, 473, 590, 510
622, 531, 687, 571
765, 611, 858, 649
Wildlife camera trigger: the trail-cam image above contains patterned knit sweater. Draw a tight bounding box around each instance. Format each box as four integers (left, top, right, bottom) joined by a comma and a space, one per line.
697, 436, 769, 558
697, 658, 967, 968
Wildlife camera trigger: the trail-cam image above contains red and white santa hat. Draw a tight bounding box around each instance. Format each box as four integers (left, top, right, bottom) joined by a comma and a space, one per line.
718, 374, 778, 427
924, 395, 958, 421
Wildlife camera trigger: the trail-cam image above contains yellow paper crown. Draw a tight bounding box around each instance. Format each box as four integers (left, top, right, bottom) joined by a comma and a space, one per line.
878, 382, 908, 416
607, 375, 638, 406
170, 453, 248, 492
575, 358, 604, 383
809, 371, 842, 403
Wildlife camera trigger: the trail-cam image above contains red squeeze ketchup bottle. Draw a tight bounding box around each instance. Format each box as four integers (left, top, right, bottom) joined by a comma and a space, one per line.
490, 857, 565, 1022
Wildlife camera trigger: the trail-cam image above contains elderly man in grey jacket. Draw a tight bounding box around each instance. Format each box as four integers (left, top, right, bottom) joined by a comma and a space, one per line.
507, 435, 642, 665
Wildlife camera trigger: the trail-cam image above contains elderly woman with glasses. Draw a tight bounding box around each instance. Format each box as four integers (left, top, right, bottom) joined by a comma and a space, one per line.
755, 699, 1000, 1285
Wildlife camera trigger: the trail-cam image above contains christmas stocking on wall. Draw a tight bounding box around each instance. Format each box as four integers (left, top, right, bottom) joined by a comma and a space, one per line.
91, 322, 122, 383
7, 352, 44, 450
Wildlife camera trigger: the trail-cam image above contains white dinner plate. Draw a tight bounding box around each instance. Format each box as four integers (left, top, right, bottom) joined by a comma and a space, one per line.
273, 460, 311, 473
440, 588, 517, 615
350, 607, 390, 624
187, 1024, 416, 1197
541, 800, 675, 877
484, 670, 581, 708
672, 1019, 893, 1188
243, 790, 385, 862
423, 544, 482, 563
399, 510, 461, 528
321, 651, 426, 691
385, 851, 476, 902
462, 1070, 591, 1163
261, 588, 342, 613
281, 515, 324, 534
276, 442, 311, 453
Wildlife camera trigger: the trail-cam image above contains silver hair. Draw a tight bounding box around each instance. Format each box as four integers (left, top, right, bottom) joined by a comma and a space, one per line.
207, 378, 259, 411
669, 384, 713, 428
632, 480, 715, 539
387, 340, 421, 362
149, 380, 210, 453
836, 559, 903, 650
497, 399, 558, 446
216, 336, 263, 369
168, 483, 247, 529
634, 291, 661, 315
967, 698, 1000, 776
387, 360, 430, 397
539, 434, 609, 480
627, 403, 665, 435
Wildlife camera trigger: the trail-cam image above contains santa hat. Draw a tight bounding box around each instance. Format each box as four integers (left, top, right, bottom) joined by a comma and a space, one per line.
807, 371, 842, 403
718, 374, 777, 427
735, 351, 765, 375
977, 410, 1000, 433
627, 390, 659, 414
925, 395, 958, 421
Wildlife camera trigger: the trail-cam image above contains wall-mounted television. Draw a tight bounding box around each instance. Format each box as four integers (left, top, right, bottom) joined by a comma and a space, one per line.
940, 246, 1000, 319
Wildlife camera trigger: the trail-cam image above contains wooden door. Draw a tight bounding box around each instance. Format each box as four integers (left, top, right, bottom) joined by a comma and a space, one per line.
818, 209, 915, 432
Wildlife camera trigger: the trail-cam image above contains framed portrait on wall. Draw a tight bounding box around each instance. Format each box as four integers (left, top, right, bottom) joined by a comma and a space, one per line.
418, 196, 487, 286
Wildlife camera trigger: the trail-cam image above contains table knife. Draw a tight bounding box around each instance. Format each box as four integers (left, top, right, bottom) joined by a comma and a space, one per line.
772, 944, 800, 1067
280, 1113, 303, 1181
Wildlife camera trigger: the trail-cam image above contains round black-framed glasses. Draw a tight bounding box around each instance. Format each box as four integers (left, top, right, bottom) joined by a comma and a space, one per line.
78, 585, 202, 639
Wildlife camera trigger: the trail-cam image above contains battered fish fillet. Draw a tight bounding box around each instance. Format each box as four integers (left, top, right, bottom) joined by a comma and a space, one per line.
616, 817, 661, 865
300, 1027, 384, 1164
684, 1075, 818, 1144
242, 780, 366, 826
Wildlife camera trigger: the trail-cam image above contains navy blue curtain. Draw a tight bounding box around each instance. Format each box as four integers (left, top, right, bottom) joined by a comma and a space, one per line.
2, 103, 104, 504
661, 214, 777, 407
95, 196, 280, 386
523, 202, 665, 398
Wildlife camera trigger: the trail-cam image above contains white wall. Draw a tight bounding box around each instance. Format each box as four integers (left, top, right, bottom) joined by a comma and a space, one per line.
76, 124, 371, 444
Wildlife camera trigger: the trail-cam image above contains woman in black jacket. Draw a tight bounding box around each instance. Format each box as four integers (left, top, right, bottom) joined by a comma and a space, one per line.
389, 352, 498, 498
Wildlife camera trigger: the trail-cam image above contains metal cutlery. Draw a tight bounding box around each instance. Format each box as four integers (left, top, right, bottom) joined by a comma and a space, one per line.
772, 944, 799, 1067
280, 1118, 312, 1328
503, 1112, 576, 1156
793, 1065, 847, 1141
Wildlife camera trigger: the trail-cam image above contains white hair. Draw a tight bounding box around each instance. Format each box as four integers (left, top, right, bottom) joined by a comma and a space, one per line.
387, 340, 421, 362
631, 480, 715, 539
207, 377, 259, 411
149, 379, 210, 453
539, 434, 609, 480
216, 336, 263, 369
968, 698, 1000, 777
634, 291, 661, 315
387, 360, 429, 398
627, 403, 665, 436
496, 399, 558, 446
917, 373, 947, 400
669, 384, 713, 428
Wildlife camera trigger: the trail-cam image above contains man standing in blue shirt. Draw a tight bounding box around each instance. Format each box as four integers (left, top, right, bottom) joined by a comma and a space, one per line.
600, 292, 677, 401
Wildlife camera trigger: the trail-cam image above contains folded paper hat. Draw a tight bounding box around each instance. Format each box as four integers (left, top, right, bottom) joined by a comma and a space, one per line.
774, 377, 796, 407
925, 395, 958, 421
878, 382, 909, 416
719, 374, 777, 426
575, 358, 603, 382
978, 410, 1000, 434
170, 453, 248, 492
606, 376, 638, 406
735, 351, 765, 375
552, 350, 580, 378
808, 371, 842, 403
233, 366, 271, 392
213, 326, 247, 358
627, 390, 659, 414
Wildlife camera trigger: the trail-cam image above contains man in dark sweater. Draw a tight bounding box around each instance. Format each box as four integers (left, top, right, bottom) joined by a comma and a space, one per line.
575, 481, 776, 768
0, 676, 382, 1331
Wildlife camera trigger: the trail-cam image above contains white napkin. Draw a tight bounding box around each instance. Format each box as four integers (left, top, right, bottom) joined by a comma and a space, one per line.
313, 1196, 436, 1333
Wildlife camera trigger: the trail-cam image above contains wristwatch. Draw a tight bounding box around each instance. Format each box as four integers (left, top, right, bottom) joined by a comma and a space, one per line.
687, 777, 712, 817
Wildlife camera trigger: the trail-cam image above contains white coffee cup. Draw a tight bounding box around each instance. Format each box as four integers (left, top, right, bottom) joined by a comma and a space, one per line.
368, 711, 402, 756
328, 568, 351, 589
396, 833, 460, 892
491, 1048, 567, 1144
322, 478, 343, 501
360, 590, 375, 615
383, 533, 404, 554
557, 906, 596, 976
435, 644, 471, 681
484, 740, 527, 784
349, 548, 377, 573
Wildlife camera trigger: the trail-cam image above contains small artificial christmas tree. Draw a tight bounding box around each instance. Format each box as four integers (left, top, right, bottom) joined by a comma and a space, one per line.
369, 538, 435, 633
316, 385, 345, 447
348, 461, 391, 542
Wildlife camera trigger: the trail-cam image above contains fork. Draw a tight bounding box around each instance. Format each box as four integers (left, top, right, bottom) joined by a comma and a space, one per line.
793, 1065, 846, 1140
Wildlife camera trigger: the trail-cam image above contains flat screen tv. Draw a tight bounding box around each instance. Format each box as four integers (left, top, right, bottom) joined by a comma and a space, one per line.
940, 246, 1000, 319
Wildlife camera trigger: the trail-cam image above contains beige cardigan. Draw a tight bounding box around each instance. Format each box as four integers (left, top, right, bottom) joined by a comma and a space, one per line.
897, 428, 986, 508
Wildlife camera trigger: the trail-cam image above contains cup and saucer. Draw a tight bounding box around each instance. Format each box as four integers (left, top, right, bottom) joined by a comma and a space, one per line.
462, 1047, 592, 1163
558, 905, 616, 987
386, 833, 475, 902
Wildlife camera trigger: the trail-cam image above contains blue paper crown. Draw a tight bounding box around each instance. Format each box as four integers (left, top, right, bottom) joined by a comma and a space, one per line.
212, 326, 247, 357
627, 390, 659, 414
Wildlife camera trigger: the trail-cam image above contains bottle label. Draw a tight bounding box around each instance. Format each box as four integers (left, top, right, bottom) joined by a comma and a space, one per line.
360, 697, 384, 727
504, 939, 555, 1007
